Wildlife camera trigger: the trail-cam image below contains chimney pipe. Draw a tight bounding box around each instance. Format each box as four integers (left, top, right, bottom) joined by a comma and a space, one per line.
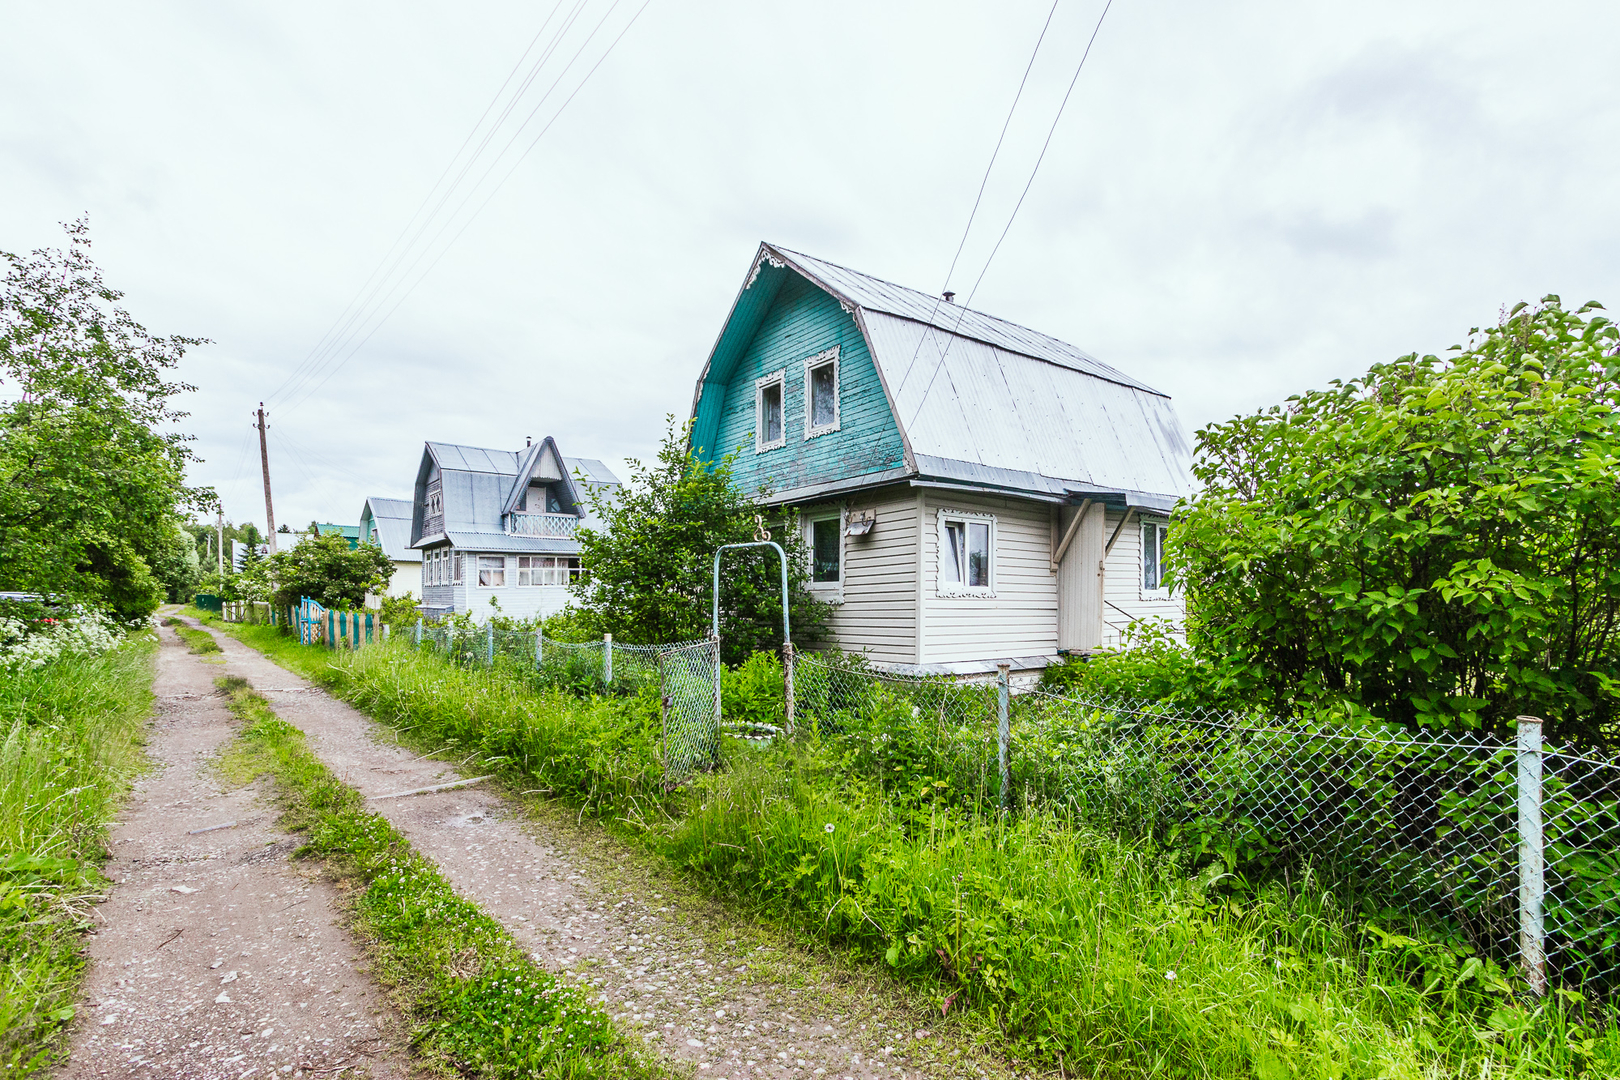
943, 291, 956, 303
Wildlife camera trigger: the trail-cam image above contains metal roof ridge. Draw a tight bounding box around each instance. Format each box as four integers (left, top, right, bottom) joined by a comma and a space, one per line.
767, 243, 1165, 398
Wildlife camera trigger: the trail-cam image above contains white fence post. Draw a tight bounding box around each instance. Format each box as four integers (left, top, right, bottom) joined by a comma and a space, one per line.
535, 629, 544, 669
997, 663, 1012, 811
604, 633, 614, 685
486, 622, 495, 666
1517, 715, 1547, 997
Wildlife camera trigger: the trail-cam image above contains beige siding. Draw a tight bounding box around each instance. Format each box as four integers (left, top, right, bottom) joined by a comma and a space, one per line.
920, 490, 1058, 663
1100, 508, 1185, 646
802, 489, 918, 664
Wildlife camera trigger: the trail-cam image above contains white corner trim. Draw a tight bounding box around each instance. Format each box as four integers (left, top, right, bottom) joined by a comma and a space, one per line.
935, 507, 997, 598
754, 369, 786, 453
802, 346, 841, 440
745, 249, 787, 290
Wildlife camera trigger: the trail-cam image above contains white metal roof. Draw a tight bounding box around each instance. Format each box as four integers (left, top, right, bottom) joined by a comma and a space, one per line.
361, 497, 420, 562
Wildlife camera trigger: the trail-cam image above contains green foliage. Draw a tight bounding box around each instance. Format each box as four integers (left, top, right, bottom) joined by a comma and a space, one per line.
570, 416, 828, 663
215, 681, 663, 1079
267, 532, 392, 610
1178, 297, 1620, 747
376, 591, 420, 629
216, 624, 1620, 1078
0, 636, 154, 1073
1038, 620, 1233, 709
0, 220, 212, 620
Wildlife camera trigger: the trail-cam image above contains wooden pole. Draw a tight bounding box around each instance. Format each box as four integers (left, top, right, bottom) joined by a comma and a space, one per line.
256, 404, 278, 554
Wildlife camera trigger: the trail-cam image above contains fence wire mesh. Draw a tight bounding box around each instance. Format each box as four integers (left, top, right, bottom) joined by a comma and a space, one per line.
660, 639, 722, 783
791, 654, 1620, 997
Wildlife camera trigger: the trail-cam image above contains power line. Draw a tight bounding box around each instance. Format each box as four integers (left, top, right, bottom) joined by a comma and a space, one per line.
275, 0, 651, 414
893, 0, 1063, 394
266, 1, 576, 408
906, 0, 1116, 430
280, 0, 654, 415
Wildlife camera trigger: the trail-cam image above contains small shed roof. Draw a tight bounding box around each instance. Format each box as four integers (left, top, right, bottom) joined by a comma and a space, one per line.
361, 497, 420, 562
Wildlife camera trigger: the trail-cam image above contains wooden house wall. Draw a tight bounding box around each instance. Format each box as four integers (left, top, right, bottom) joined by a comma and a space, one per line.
799, 488, 919, 665
712, 275, 906, 497
1100, 507, 1186, 646
917, 489, 1058, 664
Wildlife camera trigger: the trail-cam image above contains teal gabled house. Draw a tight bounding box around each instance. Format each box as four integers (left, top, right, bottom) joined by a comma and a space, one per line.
690, 243, 1195, 674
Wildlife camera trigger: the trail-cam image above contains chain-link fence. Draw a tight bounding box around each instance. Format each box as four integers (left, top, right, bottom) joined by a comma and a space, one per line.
790, 653, 1620, 998
659, 639, 722, 783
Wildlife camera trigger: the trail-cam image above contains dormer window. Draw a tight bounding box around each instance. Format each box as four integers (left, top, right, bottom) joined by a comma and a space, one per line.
755, 370, 785, 452
804, 346, 840, 438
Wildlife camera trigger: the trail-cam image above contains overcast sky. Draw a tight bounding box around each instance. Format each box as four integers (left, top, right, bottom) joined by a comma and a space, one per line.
3, 1, 1616, 532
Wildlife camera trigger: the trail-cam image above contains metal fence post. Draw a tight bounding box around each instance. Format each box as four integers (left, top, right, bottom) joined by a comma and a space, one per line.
711, 630, 723, 765
535, 629, 543, 669
486, 622, 495, 666
1517, 715, 1547, 997
783, 640, 796, 738
997, 663, 1012, 811
605, 633, 614, 686
414, 617, 423, 646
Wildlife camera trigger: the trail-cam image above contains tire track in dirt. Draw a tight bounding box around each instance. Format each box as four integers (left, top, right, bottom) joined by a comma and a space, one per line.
62, 621, 408, 1080
186, 615, 1010, 1080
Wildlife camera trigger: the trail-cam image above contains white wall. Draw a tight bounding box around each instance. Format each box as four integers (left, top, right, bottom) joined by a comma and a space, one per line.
1099, 508, 1186, 646
799, 488, 919, 664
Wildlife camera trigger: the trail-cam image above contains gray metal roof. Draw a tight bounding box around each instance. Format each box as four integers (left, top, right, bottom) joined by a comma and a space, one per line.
411, 440, 620, 551
712, 244, 1194, 505
360, 497, 420, 562
770, 246, 1162, 396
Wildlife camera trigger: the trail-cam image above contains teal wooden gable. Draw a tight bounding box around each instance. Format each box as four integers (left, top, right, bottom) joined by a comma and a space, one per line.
690, 258, 908, 500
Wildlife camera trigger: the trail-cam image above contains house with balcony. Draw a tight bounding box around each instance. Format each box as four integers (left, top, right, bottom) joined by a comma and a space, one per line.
688, 243, 1194, 677
408, 437, 620, 622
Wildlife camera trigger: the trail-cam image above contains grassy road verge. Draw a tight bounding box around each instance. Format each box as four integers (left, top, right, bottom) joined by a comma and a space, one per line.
212, 675, 669, 1080
0, 635, 155, 1075
206, 615, 1620, 1079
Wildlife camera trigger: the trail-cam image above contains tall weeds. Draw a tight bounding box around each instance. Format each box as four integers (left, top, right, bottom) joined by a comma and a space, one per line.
0, 636, 154, 1074
222, 627, 1620, 1078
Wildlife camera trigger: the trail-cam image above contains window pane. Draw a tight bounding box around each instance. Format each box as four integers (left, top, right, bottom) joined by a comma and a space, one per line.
967, 522, 990, 588
761, 382, 782, 443
943, 523, 964, 584
810, 363, 836, 428
1143, 523, 1162, 589
812, 518, 840, 582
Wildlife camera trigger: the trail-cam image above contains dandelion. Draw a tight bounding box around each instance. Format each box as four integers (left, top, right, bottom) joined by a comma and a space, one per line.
824, 823, 835, 833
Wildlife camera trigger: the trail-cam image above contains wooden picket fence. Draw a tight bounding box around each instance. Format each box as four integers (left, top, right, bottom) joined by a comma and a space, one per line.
297, 597, 387, 650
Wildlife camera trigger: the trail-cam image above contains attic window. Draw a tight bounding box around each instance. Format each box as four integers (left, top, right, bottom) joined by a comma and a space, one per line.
803, 347, 840, 438
755, 370, 785, 452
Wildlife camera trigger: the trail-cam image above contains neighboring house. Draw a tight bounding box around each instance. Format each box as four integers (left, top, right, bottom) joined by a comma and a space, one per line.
358, 497, 422, 603
408, 437, 621, 622
308, 523, 360, 550
688, 243, 1195, 676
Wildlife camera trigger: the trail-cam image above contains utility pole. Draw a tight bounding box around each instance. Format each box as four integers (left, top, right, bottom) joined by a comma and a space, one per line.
256, 404, 278, 554
216, 511, 224, 578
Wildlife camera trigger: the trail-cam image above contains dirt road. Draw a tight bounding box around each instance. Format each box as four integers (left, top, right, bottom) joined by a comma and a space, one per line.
62, 623, 408, 1079
179, 615, 1001, 1080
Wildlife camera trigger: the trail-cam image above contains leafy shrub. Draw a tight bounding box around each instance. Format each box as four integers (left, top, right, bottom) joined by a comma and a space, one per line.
1037, 620, 1232, 710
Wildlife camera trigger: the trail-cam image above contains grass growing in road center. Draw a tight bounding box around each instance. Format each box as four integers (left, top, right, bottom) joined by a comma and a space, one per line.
213, 676, 668, 1080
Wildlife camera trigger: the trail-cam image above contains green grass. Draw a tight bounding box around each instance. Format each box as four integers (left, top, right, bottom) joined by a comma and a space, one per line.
0, 636, 155, 1075
162, 618, 220, 654
211, 621, 1620, 1079
212, 676, 670, 1080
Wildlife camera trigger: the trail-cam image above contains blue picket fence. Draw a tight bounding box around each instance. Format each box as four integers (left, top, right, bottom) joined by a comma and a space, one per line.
296, 597, 385, 649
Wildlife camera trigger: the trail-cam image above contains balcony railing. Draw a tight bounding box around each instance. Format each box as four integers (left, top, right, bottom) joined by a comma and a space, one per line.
505, 512, 579, 539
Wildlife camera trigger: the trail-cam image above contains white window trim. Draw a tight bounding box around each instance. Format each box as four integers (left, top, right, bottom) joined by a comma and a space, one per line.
476, 554, 507, 588
935, 508, 997, 598
802, 346, 841, 439
452, 551, 463, 585
754, 369, 786, 452
805, 509, 845, 596
1142, 519, 1171, 599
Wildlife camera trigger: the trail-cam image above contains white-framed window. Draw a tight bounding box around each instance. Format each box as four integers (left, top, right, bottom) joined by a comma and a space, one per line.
754, 370, 786, 452
803, 346, 840, 438
517, 555, 581, 585
808, 512, 842, 587
477, 555, 506, 587
426, 549, 440, 586
937, 509, 995, 596
452, 552, 463, 584
1142, 519, 1170, 596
